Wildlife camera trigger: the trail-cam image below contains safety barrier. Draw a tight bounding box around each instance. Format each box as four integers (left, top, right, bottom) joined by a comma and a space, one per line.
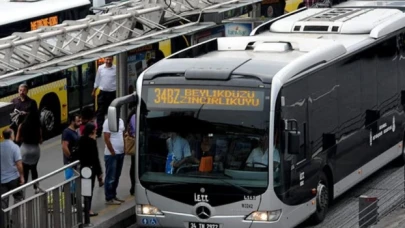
330, 167, 405, 228
1, 161, 83, 228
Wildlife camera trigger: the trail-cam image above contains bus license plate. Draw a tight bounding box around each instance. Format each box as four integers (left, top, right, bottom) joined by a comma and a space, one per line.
189, 222, 219, 228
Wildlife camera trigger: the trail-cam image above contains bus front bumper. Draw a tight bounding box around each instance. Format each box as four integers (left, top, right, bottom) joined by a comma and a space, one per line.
136, 212, 289, 228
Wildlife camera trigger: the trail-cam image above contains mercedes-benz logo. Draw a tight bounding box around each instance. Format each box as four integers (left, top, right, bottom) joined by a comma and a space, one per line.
196, 206, 211, 219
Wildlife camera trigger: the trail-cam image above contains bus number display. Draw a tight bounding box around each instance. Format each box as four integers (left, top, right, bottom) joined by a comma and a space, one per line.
30, 16, 58, 31
147, 88, 265, 111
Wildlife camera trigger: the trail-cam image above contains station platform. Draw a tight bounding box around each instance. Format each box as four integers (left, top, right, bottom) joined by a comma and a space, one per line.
22, 134, 136, 228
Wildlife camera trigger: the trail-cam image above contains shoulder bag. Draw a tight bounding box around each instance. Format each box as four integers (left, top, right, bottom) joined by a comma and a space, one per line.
124, 123, 135, 155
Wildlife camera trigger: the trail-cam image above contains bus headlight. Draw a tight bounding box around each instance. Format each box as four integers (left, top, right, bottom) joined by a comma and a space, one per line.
245, 210, 282, 222
136, 204, 164, 215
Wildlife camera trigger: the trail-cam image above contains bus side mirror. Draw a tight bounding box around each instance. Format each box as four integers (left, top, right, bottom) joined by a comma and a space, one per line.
108, 92, 138, 132
288, 131, 300, 155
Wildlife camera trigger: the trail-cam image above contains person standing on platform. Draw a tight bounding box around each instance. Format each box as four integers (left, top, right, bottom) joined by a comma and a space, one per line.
92, 56, 116, 137
15, 110, 42, 194
79, 107, 97, 136
78, 123, 103, 217
127, 108, 136, 196
61, 114, 81, 179
10, 84, 38, 145
103, 117, 125, 205
0, 128, 24, 209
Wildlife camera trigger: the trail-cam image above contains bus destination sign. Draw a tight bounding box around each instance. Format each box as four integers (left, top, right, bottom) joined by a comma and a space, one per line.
147, 88, 265, 111
30, 15, 58, 31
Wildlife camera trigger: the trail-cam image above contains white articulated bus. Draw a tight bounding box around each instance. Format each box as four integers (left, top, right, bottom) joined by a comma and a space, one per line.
107, 6, 405, 228
0, 0, 92, 38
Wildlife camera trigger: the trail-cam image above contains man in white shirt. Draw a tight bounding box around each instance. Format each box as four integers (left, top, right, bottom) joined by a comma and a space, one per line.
92, 56, 117, 137
245, 135, 280, 168
103, 118, 125, 205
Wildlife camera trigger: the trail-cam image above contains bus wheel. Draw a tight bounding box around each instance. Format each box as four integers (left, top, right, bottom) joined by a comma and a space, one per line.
40, 107, 58, 138
311, 172, 329, 224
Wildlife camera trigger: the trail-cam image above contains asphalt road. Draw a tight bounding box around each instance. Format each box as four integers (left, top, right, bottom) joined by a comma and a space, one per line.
301, 162, 404, 228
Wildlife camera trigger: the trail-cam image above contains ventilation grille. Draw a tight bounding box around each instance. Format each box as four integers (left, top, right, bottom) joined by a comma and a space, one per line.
305, 8, 362, 21
303, 25, 329, 32
294, 25, 340, 32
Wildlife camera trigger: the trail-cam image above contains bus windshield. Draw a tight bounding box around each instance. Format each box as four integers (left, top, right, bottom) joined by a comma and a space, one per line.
138, 85, 271, 205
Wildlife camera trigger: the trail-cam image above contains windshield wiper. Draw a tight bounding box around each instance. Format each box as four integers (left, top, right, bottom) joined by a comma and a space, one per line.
178, 173, 252, 194
220, 179, 252, 195
180, 173, 232, 179
149, 174, 252, 194
149, 182, 189, 190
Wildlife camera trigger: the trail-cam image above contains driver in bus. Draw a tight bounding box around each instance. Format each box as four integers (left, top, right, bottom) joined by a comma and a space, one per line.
245, 133, 281, 171
165, 132, 199, 174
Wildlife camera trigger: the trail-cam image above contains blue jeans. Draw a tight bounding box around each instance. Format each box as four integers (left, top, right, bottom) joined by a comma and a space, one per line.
104, 154, 125, 201
64, 167, 76, 193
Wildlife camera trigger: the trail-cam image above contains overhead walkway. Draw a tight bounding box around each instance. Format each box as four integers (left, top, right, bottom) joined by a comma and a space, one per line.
0, 0, 261, 78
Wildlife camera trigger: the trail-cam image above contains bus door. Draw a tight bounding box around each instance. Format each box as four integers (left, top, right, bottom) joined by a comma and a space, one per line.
279, 84, 318, 205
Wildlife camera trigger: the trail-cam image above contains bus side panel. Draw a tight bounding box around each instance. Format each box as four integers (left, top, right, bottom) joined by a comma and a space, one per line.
332, 50, 373, 184
332, 35, 405, 188
280, 33, 405, 204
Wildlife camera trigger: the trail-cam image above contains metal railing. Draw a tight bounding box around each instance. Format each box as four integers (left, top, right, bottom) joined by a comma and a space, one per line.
1, 161, 83, 228
330, 166, 405, 228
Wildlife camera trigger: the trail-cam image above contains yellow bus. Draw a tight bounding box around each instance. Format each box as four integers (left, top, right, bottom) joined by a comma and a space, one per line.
0, 29, 210, 140
285, 0, 304, 12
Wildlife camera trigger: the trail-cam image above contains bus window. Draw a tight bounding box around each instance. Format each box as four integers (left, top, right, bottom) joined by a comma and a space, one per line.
27, 77, 43, 89
308, 66, 338, 155
66, 67, 80, 111
375, 37, 398, 115
138, 86, 270, 205
81, 62, 96, 107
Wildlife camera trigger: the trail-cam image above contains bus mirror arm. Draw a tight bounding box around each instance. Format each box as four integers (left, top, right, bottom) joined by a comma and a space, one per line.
107, 92, 138, 132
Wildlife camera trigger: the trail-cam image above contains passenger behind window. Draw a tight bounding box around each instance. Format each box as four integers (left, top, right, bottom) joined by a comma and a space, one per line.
245, 135, 269, 168
197, 134, 217, 172
165, 132, 199, 174
245, 133, 280, 171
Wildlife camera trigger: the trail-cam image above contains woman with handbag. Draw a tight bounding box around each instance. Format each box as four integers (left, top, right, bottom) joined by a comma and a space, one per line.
16, 110, 42, 194
125, 108, 136, 195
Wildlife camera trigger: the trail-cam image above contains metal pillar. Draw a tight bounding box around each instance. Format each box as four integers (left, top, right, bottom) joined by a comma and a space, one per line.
359, 195, 378, 228
116, 52, 128, 121
249, 3, 261, 19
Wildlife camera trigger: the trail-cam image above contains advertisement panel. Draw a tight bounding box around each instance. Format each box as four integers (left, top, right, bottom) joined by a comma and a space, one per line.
127, 44, 156, 91
225, 23, 253, 37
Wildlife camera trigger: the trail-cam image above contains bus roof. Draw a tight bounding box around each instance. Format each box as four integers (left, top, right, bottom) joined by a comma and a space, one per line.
334, 0, 405, 9
145, 7, 405, 83
0, 0, 91, 26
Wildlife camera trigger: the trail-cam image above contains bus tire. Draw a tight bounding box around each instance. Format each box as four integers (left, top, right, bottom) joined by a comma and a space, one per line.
310, 172, 329, 224
39, 94, 61, 139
